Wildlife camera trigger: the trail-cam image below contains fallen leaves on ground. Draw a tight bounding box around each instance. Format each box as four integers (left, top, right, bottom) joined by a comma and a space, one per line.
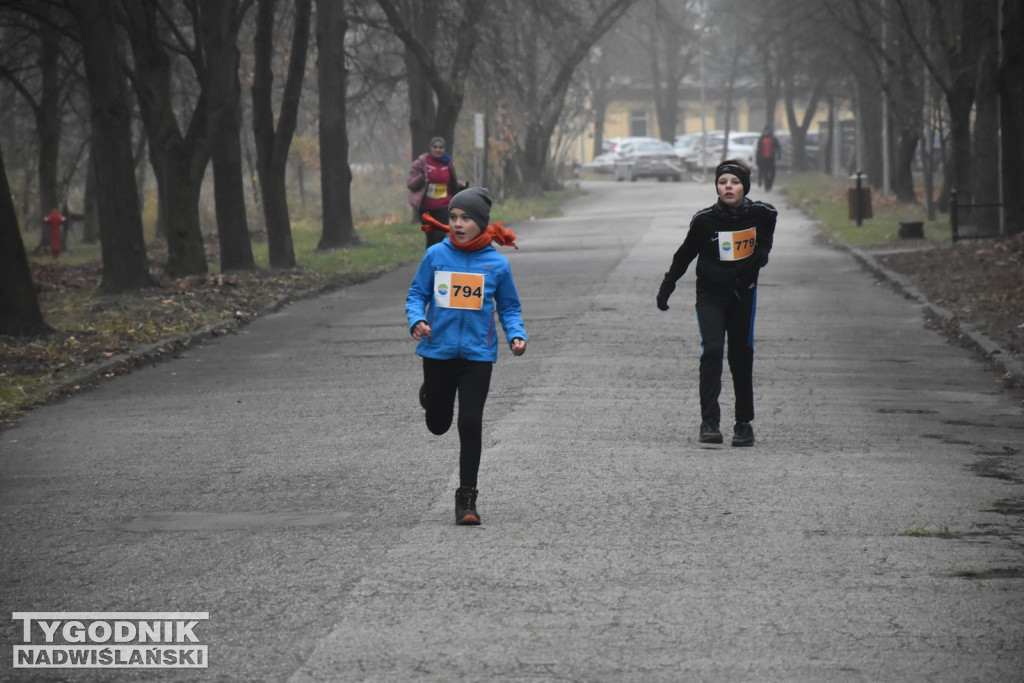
1, 257, 367, 424
876, 232, 1024, 363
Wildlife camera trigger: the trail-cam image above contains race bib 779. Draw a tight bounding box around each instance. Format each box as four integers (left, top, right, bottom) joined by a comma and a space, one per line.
434, 271, 485, 309
718, 228, 756, 261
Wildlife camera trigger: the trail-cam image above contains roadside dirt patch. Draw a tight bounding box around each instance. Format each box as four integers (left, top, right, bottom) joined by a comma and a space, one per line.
875, 233, 1024, 364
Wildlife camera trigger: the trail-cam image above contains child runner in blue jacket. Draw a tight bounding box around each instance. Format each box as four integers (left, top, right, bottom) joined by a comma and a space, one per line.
406, 187, 527, 525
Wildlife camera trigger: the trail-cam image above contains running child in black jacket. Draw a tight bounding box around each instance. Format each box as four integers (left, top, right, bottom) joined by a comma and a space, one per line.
656, 159, 777, 446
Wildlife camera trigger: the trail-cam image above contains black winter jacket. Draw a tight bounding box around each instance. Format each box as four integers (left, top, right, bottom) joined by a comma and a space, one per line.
661, 198, 777, 301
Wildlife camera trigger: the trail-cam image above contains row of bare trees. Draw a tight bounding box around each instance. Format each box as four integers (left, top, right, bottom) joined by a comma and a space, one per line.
4, 0, 1022, 337
585, 0, 1023, 234
1, 0, 640, 335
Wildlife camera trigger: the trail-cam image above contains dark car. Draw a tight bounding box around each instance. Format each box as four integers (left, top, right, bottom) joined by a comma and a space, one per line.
777, 130, 819, 170
612, 139, 683, 182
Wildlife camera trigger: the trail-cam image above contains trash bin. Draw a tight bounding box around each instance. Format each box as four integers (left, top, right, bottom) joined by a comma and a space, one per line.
847, 173, 872, 224
898, 221, 924, 239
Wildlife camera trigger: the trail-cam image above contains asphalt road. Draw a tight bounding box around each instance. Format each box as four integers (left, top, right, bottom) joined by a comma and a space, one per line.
2, 179, 1022, 682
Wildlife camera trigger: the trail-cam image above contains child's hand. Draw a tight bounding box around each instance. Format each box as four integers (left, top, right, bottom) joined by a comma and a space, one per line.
412, 321, 431, 341
510, 338, 526, 356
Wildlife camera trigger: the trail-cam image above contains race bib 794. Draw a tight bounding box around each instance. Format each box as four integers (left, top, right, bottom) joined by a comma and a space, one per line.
434, 271, 485, 309
718, 228, 756, 261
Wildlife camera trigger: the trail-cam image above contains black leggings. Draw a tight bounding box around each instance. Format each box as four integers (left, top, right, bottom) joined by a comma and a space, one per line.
421, 357, 493, 488
696, 289, 757, 424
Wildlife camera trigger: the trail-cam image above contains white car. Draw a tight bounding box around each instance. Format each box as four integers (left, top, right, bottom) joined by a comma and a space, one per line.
678, 131, 764, 171
719, 132, 762, 167
676, 131, 724, 171
585, 152, 618, 174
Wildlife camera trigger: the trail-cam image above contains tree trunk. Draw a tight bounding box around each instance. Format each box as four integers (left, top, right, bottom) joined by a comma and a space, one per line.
150, 149, 209, 277
945, 83, 974, 204
252, 0, 312, 269
75, 0, 154, 293
201, 0, 257, 272
34, 26, 62, 254
761, 62, 778, 130
886, 8, 924, 204
315, 0, 360, 250
893, 128, 918, 203
0, 143, 50, 337
971, 2, 1000, 233
998, 0, 1024, 235
82, 151, 99, 244
720, 47, 741, 164
123, 0, 209, 278
784, 74, 825, 171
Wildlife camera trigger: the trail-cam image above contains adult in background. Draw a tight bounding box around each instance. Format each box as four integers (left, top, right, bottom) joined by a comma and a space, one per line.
755, 126, 781, 191
656, 159, 777, 447
407, 136, 467, 248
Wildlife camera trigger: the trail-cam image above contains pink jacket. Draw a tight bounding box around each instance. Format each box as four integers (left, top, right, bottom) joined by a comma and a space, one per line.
407, 153, 460, 210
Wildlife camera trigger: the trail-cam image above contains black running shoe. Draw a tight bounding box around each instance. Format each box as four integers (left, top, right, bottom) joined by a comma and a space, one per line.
419, 382, 428, 410
455, 486, 480, 525
699, 421, 723, 444
732, 422, 755, 447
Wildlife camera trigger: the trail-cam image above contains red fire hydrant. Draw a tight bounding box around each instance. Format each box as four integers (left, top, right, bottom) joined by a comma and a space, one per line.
44, 208, 65, 259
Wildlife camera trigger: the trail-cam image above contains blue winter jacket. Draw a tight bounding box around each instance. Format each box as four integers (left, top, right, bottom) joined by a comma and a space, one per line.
406, 238, 526, 362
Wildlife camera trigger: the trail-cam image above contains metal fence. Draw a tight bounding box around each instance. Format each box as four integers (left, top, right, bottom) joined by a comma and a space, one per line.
950, 189, 1003, 243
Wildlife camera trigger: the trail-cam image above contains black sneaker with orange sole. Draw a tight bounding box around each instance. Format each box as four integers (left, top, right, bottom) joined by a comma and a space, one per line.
455, 486, 480, 525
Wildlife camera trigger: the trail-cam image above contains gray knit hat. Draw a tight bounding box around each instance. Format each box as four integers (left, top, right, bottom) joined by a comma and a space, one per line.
449, 187, 492, 227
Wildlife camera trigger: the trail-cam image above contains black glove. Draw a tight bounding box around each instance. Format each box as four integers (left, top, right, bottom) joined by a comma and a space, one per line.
656, 277, 675, 311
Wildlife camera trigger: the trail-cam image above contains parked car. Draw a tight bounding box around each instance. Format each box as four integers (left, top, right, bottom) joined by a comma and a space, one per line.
585, 152, 619, 174
606, 136, 662, 154
586, 136, 662, 174
612, 139, 683, 182
718, 132, 762, 167
803, 130, 821, 168
673, 132, 703, 161
776, 130, 818, 169
677, 131, 724, 171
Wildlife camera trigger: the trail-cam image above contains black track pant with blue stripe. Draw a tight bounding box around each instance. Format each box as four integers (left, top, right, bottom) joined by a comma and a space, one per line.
696, 288, 757, 425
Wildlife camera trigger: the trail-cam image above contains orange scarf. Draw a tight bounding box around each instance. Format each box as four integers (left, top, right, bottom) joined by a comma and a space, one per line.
421, 213, 518, 251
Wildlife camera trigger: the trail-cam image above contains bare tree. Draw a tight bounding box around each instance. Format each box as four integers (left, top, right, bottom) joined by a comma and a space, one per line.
200, 0, 258, 271
121, 0, 209, 277
252, 0, 312, 269
315, 0, 359, 250
483, 0, 640, 194
375, 0, 485, 161
0, 3, 74, 252
0, 141, 50, 337
642, 0, 697, 142
74, 0, 154, 292
893, 0, 991, 208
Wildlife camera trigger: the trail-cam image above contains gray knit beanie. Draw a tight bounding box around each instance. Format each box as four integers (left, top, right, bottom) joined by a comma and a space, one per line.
449, 187, 492, 227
